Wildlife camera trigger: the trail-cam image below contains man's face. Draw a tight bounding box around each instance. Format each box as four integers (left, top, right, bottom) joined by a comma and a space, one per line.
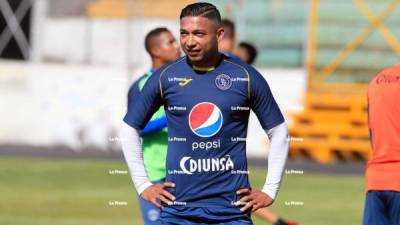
180, 16, 224, 63
155, 31, 181, 63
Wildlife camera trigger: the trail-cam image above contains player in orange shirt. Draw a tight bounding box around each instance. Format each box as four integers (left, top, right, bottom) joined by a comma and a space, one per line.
363, 64, 400, 225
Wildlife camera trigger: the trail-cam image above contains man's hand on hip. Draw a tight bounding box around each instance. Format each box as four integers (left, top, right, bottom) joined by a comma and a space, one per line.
140, 182, 176, 208
234, 188, 274, 212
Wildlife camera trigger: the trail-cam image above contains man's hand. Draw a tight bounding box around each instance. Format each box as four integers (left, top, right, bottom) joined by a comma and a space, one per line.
234, 188, 274, 212
140, 182, 176, 208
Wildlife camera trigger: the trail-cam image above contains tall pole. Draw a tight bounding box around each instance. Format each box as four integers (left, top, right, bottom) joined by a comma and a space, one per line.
31, 0, 47, 62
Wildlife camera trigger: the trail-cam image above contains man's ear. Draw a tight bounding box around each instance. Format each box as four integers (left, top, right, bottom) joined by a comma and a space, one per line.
151, 46, 161, 57
216, 27, 225, 42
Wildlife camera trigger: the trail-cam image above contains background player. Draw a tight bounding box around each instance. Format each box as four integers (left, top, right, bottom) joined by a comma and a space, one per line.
233, 42, 258, 65
363, 64, 400, 225
127, 27, 180, 224
121, 2, 289, 224
219, 18, 236, 53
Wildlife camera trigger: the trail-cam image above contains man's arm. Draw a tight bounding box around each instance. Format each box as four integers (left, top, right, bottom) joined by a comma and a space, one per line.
120, 122, 176, 208
120, 122, 152, 194
262, 122, 289, 199
123, 65, 176, 208
236, 122, 289, 212
248, 65, 288, 200
127, 75, 167, 137
236, 65, 288, 212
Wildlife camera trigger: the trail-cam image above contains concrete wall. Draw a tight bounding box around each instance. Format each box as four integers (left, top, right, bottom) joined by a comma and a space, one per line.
0, 60, 305, 157
39, 18, 180, 67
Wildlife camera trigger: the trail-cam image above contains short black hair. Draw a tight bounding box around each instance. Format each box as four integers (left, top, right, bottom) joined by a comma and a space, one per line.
221, 19, 235, 39
180, 2, 221, 25
239, 42, 258, 64
144, 27, 170, 56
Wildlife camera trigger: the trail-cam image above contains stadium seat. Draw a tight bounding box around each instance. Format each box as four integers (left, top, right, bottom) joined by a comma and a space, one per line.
289, 91, 371, 163
87, 0, 194, 18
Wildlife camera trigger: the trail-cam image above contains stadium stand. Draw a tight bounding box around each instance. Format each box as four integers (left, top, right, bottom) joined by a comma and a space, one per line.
291, 0, 399, 163
87, 0, 194, 18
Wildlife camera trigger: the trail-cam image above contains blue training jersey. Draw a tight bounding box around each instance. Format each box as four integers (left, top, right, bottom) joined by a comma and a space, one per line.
128, 70, 168, 136
124, 54, 284, 220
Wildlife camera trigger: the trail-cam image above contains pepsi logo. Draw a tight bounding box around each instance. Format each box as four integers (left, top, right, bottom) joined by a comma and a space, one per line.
188, 102, 223, 137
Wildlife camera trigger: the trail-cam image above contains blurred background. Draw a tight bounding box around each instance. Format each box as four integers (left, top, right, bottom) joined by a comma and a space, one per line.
1, 0, 399, 224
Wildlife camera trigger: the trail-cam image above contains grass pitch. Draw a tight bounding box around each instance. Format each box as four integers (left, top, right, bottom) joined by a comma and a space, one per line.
0, 157, 364, 225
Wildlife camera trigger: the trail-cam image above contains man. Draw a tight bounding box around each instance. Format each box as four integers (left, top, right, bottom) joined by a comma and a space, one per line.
121, 2, 289, 224
363, 64, 400, 225
219, 18, 236, 53
233, 42, 258, 65
127, 27, 180, 224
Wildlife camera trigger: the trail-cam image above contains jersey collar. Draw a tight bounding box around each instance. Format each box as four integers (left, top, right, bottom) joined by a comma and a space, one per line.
188, 53, 228, 72
192, 65, 215, 72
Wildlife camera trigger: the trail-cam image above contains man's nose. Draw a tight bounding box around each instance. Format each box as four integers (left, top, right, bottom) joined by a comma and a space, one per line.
186, 35, 196, 47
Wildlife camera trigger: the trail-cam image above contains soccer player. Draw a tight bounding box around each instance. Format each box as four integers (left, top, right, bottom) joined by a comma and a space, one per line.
219, 19, 236, 53
363, 64, 400, 225
233, 42, 258, 65
127, 27, 180, 224
121, 2, 289, 224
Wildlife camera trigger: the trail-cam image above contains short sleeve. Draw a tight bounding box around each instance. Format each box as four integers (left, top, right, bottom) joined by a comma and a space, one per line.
123, 70, 163, 130
127, 75, 145, 111
249, 67, 285, 130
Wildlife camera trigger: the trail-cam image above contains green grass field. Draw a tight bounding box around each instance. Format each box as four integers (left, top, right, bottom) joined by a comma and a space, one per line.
0, 157, 365, 225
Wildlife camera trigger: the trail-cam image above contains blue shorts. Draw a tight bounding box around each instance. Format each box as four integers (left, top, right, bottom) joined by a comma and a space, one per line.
363, 190, 400, 225
160, 206, 252, 225
138, 178, 165, 225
